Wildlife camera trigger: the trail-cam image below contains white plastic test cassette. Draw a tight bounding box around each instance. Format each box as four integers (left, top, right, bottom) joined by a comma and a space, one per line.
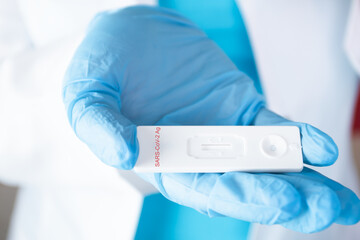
134, 126, 303, 173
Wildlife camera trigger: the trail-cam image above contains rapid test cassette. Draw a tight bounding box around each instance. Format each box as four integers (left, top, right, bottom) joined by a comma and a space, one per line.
134, 126, 303, 173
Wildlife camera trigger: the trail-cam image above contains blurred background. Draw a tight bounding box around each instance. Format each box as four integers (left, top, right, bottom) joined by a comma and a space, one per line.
1, 0, 359, 239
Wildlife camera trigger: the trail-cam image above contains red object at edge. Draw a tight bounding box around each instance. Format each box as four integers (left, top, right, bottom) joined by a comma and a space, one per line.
353, 85, 360, 134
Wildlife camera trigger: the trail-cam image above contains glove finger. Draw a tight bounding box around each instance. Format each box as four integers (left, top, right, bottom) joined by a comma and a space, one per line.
269, 168, 342, 233
296, 168, 360, 225
252, 108, 338, 166
63, 78, 138, 170
62, 8, 144, 169
139, 171, 301, 224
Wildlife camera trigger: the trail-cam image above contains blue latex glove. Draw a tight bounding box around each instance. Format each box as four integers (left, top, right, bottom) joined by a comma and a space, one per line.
62, 6, 360, 233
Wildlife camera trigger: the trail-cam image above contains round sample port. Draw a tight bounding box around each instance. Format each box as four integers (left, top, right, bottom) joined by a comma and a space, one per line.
260, 135, 287, 158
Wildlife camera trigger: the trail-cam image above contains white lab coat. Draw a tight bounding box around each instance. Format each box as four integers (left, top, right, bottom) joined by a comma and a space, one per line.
0, 1, 156, 239
236, 0, 360, 239
1, 0, 359, 239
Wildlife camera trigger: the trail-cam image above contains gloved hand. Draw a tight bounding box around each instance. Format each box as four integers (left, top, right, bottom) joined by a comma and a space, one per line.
62, 6, 360, 233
